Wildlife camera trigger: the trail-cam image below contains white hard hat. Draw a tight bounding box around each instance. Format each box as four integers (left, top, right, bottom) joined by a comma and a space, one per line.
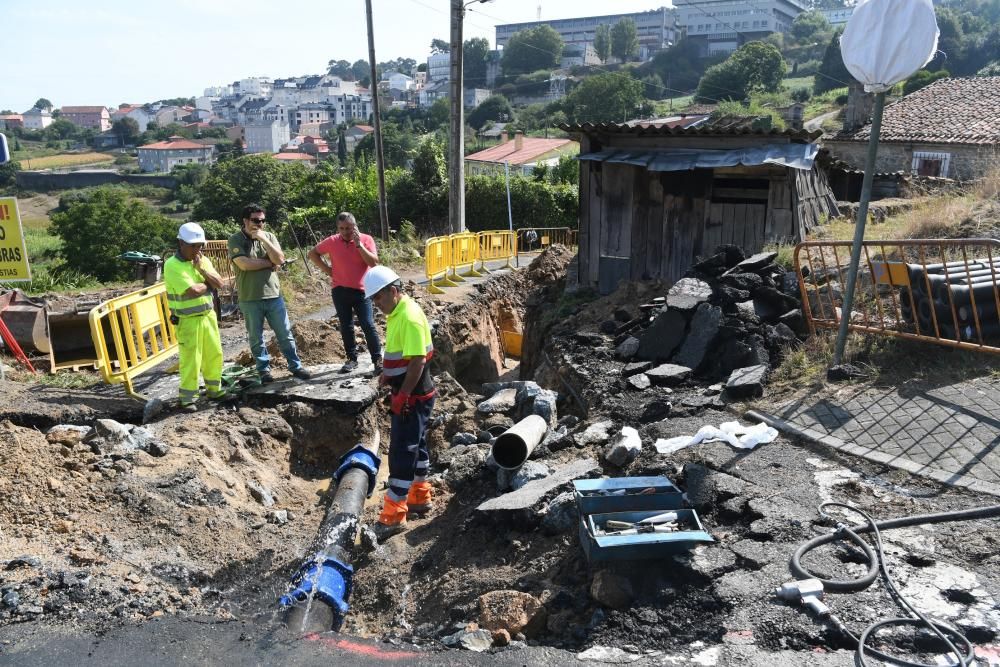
177, 222, 206, 244
363, 265, 401, 299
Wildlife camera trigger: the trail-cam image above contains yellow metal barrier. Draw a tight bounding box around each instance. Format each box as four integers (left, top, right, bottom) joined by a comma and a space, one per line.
425, 236, 459, 294
517, 227, 578, 253
89, 283, 178, 399
204, 240, 237, 310
449, 232, 483, 280
476, 230, 517, 273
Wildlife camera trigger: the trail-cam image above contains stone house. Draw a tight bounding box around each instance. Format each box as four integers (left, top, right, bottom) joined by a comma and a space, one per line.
825, 77, 1000, 181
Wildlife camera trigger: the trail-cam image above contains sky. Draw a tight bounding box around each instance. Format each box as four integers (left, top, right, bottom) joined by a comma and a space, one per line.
3, 0, 669, 112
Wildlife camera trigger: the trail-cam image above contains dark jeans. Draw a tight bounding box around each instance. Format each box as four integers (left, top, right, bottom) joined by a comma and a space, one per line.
332, 286, 382, 361
386, 397, 434, 502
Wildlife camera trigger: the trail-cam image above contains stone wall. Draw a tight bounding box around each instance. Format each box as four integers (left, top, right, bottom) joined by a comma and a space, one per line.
825, 140, 997, 182
16, 171, 177, 190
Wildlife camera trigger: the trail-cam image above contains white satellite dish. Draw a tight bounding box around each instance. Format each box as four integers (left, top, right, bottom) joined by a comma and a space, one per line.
840, 0, 939, 93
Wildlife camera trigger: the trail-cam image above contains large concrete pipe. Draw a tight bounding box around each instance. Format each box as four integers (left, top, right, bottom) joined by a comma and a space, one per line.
491, 415, 548, 470
282, 431, 380, 634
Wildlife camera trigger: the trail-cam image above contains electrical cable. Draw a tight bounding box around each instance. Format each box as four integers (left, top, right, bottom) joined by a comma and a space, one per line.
790, 501, 1000, 667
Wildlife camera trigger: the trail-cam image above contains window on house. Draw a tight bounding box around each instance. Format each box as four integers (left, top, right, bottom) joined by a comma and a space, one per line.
912, 151, 951, 178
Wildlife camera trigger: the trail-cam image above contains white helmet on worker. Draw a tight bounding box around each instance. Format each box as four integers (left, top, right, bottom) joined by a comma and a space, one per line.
364, 265, 401, 299
177, 222, 207, 244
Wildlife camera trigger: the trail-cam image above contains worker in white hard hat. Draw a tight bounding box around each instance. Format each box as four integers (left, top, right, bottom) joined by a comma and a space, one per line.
164, 222, 226, 411
364, 265, 436, 540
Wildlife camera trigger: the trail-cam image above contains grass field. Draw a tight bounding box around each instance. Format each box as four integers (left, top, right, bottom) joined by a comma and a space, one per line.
782, 76, 815, 91
18, 152, 114, 170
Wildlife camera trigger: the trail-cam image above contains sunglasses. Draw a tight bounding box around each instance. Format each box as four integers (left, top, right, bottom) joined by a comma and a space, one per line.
248, 218, 266, 225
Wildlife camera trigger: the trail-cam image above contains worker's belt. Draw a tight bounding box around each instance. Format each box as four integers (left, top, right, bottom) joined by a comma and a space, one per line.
393, 388, 436, 403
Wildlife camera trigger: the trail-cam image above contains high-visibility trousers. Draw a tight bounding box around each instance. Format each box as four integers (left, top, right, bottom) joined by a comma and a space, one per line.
176, 312, 223, 405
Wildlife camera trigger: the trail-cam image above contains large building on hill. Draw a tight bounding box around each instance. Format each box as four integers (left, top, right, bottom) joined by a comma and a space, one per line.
674, 0, 807, 56
495, 7, 678, 62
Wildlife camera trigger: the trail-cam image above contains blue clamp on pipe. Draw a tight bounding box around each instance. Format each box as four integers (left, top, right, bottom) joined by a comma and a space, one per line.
279, 556, 354, 625
333, 444, 380, 498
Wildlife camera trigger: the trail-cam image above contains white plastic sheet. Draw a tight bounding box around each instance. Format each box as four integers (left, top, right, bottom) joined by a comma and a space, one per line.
840, 0, 939, 93
654, 421, 778, 455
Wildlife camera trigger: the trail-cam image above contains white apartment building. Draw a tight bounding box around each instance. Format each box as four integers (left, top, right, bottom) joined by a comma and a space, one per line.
675, 0, 807, 56
244, 119, 290, 154
496, 7, 678, 61
137, 137, 215, 173
427, 52, 450, 82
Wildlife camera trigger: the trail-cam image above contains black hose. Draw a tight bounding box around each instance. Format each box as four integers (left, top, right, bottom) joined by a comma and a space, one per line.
790, 502, 1000, 667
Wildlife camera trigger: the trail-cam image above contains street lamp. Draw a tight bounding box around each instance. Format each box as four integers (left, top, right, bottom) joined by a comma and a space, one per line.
449, 0, 493, 235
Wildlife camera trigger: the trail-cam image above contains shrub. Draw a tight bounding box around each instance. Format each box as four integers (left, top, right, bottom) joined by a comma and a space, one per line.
50, 186, 177, 281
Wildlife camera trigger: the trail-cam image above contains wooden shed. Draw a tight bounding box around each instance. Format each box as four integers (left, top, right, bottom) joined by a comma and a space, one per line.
562, 121, 839, 293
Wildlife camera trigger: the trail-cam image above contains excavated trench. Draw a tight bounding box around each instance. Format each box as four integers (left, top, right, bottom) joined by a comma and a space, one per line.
7, 248, 999, 663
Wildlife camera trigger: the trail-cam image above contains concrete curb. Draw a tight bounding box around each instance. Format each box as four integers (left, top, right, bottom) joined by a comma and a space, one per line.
746, 409, 1000, 498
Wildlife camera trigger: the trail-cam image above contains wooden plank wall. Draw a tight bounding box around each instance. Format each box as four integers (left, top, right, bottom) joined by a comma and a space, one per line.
577, 137, 591, 286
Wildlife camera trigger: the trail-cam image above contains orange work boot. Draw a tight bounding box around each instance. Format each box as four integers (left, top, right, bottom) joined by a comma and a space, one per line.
373, 496, 408, 541
406, 482, 433, 516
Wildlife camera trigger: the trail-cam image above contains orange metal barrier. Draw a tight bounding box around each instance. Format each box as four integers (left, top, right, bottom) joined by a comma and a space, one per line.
517, 227, 578, 253
424, 236, 458, 294
449, 232, 482, 280
89, 283, 178, 399
476, 230, 517, 273
795, 238, 1000, 355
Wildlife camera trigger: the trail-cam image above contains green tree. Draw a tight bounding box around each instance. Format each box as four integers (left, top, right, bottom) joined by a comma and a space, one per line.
611, 18, 639, 62
978, 60, 1000, 76
790, 11, 831, 43
427, 98, 450, 132
33, 98, 53, 111
50, 187, 177, 281
193, 154, 309, 224
903, 68, 950, 95
464, 37, 490, 87
594, 24, 611, 63
171, 163, 209, 188
0, 160, 20, 188
430, 38, 450, 54
468, 95, 513, 130
562, 71, 645, 123
814, 29, 854, 94
351, 59, 370, 82
337, 129, 348, 166
501, 25, 563, 76
43, 118, 79, 141
327, 59, 353, 78
111, 117, 140, 145
354, 123, 414, 169
696, 41, 787, 102
551, 153, 577, 185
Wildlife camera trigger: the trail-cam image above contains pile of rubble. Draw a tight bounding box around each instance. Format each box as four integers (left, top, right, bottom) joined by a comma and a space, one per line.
528, 245, 806, 423
615, 245, 805, 399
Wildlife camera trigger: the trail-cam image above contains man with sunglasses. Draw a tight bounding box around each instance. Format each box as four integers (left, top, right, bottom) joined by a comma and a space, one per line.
228, 203, 311, 383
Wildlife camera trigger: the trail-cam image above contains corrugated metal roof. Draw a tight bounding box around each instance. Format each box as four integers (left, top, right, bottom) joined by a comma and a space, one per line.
560, 121, 821, 141
578, 143, 820, 171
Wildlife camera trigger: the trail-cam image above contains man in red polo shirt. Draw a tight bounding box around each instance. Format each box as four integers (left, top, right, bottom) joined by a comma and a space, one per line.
308, 212, 382, 374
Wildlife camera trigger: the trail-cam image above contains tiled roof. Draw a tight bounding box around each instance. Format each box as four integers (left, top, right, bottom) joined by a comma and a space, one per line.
465, 137, 576, 165
351, 124, 374, 132
274, 152, 316, 160
836, 76, 1000, 145
61, 106, 107, 114
0, 114, 23, 121
138, 138, 211, 151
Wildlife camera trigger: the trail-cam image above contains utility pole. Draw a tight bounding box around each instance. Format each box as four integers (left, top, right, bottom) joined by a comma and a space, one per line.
448, 0, 466, 235
365, 0, 390, 241
448, 0, 492, 235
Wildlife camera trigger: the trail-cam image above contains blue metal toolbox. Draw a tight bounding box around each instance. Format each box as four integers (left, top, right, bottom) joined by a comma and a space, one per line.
573, 476, 686, 514
579, 508, 715, 562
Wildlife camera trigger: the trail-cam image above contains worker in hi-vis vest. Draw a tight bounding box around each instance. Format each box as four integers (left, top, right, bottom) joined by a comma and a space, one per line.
363, 265, 436, 541
164, 222, 226, 411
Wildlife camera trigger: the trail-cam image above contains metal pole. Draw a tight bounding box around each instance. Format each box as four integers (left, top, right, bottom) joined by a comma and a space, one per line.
449, 0, 466, 234
365, 0, 390, 241
833, 91, 887, 366
504, 161, 513, 232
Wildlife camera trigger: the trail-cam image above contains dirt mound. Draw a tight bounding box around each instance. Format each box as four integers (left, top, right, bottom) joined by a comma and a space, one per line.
526, 244, 575, 285
0, 408, 329, 631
